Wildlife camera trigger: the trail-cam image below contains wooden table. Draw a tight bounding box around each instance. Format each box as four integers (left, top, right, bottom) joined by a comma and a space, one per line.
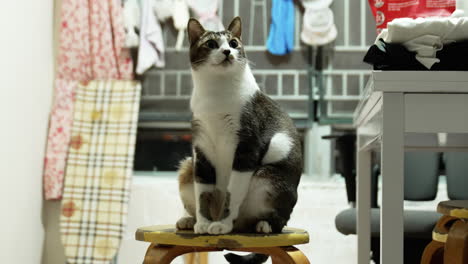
353, 71, 468, 264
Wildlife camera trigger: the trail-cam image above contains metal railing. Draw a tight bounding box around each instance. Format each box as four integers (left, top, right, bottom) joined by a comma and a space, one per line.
142, 0, 375, 122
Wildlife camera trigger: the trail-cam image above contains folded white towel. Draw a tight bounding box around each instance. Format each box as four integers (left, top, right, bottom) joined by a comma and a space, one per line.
376, 16, 468, 68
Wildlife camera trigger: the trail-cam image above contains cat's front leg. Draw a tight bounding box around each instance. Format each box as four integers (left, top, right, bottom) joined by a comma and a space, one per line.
193, 148, 216, 234
208, 142, 257, 234
207, 170, 253, 234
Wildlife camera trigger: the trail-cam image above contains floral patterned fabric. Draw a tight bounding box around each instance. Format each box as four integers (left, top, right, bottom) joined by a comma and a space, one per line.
44, 0, 133, 200
56, 0, 133, 80
43, 79, 77, 199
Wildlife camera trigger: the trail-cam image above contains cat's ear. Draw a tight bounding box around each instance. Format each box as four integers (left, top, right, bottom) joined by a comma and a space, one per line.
187, 18, 205, 45
227, 16, 242, 39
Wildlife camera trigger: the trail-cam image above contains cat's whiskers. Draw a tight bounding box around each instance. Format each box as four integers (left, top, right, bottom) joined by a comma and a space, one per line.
192, 58, 207, 65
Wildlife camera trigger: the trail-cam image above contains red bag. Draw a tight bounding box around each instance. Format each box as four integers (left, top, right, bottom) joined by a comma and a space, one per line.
368, 0, 456, 32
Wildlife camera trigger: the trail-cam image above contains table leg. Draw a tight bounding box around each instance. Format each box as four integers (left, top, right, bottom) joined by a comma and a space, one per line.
381, 93, 405, 264
357, 135, 372, 264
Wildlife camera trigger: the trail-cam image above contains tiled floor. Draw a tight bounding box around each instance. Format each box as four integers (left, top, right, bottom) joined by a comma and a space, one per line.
118, 174, 449, 264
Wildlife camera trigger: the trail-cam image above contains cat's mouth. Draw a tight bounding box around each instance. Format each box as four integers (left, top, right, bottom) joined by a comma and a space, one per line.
216, 55, 235, 66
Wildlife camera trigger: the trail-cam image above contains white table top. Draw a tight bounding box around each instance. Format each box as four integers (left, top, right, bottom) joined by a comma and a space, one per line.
354, 71, 468, 126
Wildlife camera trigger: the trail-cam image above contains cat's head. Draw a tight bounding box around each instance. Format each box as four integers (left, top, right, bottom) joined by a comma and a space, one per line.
187, 17, 247, 74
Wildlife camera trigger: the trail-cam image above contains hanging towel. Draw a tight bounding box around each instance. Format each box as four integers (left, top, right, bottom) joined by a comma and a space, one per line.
300, 0, 337, 46
60, 80, 141, 264
173, 0, 190, 50
153, 0, 174, 22
44, 0, 134, 200
267, 0, 295, 55
187, 0, 224, 31
55, 0, 133, 80
136, 0, 165, 74
123, 0, 141, 48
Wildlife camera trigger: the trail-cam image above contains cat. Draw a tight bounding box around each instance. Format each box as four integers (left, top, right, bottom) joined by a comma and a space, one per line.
176, 16, 303, 264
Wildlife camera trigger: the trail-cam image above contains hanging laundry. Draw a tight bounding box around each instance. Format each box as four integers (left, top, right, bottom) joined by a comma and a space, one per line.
376, 16, 468, 69
43, 80, 78, 200
136, 0, 165, 74
123, 0, 141, 47
187, 0, 224, 31
267, 0, 295, 55
173, 0, 190, 50
153, 0, 175, 22
300, 0, 337, 46
60, 80, 141, 264
44, 0, 133, 200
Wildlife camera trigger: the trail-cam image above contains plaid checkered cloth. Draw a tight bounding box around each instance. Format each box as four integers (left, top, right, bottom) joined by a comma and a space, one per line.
60, 80, 141, 264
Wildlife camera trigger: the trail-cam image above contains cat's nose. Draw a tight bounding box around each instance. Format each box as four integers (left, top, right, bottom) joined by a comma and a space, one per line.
223, 49, 231, 56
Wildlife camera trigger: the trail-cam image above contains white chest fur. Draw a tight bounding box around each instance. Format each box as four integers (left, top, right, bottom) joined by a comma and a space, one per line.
190, 65, 259, 188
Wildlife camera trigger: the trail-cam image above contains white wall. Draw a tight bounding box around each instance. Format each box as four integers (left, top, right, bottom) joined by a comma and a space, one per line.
0, 0, 54, 263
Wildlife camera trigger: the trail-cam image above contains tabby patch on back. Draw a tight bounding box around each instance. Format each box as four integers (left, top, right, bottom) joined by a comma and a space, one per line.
176, 17, 303, 264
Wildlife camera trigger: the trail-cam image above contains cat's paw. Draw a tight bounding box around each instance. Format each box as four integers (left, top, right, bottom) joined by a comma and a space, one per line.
176, 216, 196, 230
256, 221, 272, 233
208, 221, 233, 234
194, 220, 211, 234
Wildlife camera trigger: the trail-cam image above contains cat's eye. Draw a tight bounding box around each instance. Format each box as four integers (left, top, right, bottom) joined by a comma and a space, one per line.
206, 40, 218, 49
229, 39, 238, 48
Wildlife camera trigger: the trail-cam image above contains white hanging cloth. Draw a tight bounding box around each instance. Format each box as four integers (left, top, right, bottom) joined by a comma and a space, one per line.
187, 0, 224, 32
300, 0, 337, 46
173, 0, 190, 50
123, 0, 141, 47
136, 0, 165, 74
153, 0, 174, 22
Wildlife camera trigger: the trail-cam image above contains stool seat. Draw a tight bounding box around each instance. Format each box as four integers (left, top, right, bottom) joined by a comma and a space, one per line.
136, 225, 309, 249
437, 200, 468, 219
421, 201, 468, 264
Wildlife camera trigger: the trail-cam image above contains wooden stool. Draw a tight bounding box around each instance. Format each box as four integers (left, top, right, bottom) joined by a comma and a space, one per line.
135, 225, 310, 264
421, 200, 468, 264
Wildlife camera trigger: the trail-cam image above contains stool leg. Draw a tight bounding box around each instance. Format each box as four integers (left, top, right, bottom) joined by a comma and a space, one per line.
184, 252, 208, 264
420, 241, 444, 264
143, 244, 192, 264
444, 220, 468, 264
143, 244, 216, 264
236, 246, 310, 264
270, 246, 310, 264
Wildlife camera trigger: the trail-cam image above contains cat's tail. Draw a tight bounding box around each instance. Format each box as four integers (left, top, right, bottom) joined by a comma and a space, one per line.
224, 253, 269, 264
